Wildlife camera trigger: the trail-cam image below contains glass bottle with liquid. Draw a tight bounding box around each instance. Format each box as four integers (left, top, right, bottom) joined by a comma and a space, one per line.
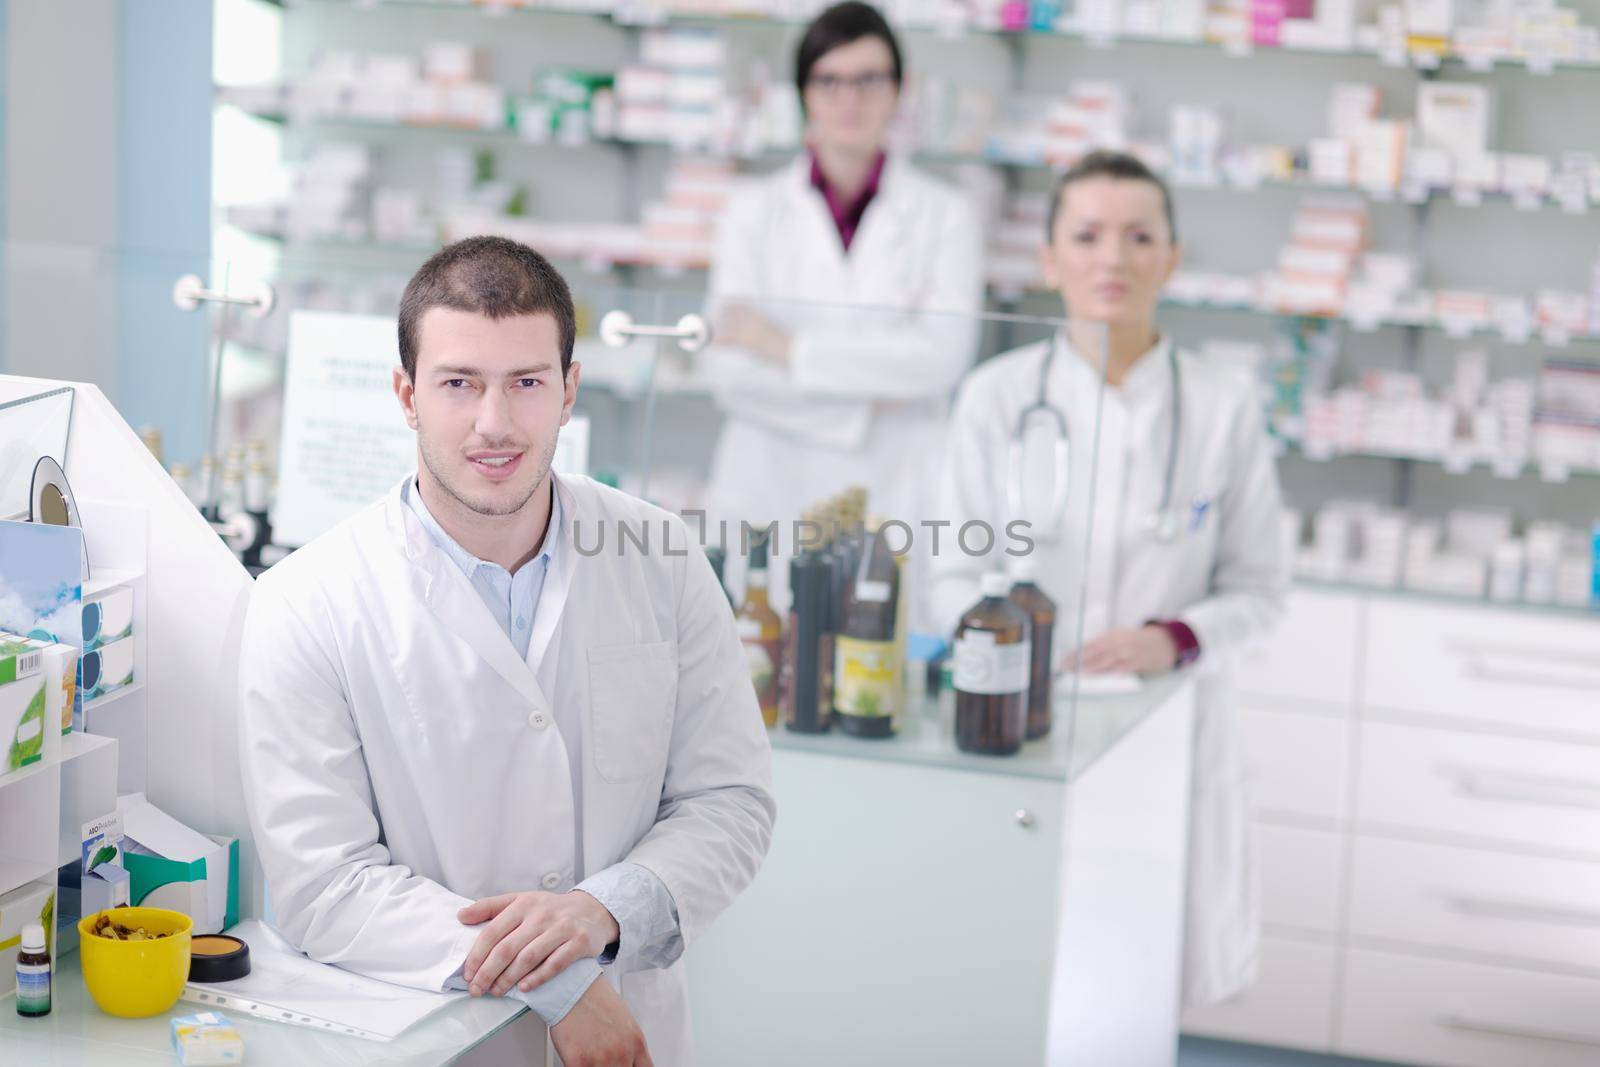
782, 548, 831, 733
15, 923, 50, 1017
1007, 560, 1057, 740
833, 518, 902, 738
737, 531, 784, 728
953, 573, 1032, 756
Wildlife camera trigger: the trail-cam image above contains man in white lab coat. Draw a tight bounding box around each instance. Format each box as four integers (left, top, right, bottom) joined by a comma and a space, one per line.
239, 237, 776, 1067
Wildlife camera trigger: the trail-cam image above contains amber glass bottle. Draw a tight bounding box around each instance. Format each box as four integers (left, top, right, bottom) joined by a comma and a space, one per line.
953, 573, 1032, 756
737, 531, 784, 727
1007, 560, 1057, 740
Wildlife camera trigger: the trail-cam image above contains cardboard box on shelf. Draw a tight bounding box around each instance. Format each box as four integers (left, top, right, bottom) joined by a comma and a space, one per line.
119, 794, 239, 935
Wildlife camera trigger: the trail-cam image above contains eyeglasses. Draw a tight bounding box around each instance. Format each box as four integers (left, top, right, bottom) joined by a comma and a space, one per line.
806, 71, 897, 99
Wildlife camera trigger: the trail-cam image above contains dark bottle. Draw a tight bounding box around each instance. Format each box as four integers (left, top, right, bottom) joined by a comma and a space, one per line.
1007, 561, 1057, 740
704, 546, 733, 607
953, 573, 1032, 756
833, 518, 902, 738
783, 551, 831, 733
15, 923, 50, 1017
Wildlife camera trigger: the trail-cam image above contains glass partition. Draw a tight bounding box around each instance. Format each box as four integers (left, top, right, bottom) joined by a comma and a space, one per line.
3, 238, 1191, 777
618, 289, 1131, 779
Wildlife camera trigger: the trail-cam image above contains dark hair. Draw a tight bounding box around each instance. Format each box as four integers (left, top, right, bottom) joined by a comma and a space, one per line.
397, 236, 576, 380
1045, 150, 1178, 246
794, 2, 903, 101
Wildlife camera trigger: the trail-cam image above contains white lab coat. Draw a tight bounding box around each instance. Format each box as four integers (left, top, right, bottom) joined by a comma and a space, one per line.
931, 335, 1288, 1007
702, 155, 984, 611
238, 474, 776, 1066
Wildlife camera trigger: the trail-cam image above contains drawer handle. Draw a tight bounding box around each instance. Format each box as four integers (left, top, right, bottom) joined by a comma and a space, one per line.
1458, 647, 1600, 692
1444, 894, 1600, 928
1438, 1014, 1600, 1049
1441, 766, 1600, 811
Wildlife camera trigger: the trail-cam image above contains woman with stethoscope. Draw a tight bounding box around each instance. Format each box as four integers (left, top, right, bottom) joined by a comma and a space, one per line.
930, 150, 1288, 1007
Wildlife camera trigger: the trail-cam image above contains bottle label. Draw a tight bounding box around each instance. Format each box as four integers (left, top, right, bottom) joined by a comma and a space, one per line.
742, 637, 781, 714
736, 618, 762, 641
833, 636, 900, 719
954, 631, 1032, 696
779, 612, 800, 723
854, 580, 892, 603
16, 963, 50, 1012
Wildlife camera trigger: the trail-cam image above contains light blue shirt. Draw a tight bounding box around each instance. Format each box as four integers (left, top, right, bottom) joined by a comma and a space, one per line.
405, 477, 683, 1026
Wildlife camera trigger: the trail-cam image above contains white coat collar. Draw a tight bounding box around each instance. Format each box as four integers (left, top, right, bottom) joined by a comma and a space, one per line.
1051, 332, 1174, 398
781, 151, 918, 223
384, 473, 584, 705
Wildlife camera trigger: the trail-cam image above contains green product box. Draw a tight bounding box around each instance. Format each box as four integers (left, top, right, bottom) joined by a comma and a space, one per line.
0, 633, 47, 685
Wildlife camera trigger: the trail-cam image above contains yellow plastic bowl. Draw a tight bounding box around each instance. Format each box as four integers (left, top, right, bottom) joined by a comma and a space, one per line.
78, 907, 194, 1018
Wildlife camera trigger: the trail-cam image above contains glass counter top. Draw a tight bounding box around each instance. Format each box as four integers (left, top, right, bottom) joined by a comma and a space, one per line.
767, 672, 1189, 783
0, 952, 525, 1067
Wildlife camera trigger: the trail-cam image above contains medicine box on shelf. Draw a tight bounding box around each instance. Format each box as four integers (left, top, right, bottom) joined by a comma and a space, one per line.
83, 584, 134, 652
82, 636, 135, 704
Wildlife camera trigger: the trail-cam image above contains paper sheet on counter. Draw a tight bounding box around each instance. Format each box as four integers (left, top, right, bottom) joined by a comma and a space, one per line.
182, 920, 466, 1042
1063, 671, 1143, 696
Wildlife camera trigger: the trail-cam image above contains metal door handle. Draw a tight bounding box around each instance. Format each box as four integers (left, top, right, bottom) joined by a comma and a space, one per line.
599, 310, 710, 353
1015, 809, 1036, 828
1439, 766, 1600, 811
1454, 644, 1600, 692
1443, 894, 1600, 928
1438, 1015, 1600, 1049
172, 274, 276, 317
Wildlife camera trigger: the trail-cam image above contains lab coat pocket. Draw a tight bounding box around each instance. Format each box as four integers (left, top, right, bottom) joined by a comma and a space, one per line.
588, 641, 678, 784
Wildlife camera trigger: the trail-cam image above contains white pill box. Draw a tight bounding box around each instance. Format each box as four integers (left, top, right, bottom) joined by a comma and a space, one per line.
82, 585, 133, 652
170, 1012, 244, 1066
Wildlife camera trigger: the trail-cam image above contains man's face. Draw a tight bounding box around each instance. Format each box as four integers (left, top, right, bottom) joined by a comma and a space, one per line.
394, 308, 578, 517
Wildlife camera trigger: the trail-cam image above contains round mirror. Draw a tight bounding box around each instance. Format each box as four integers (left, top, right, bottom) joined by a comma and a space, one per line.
38, 484, 69, 525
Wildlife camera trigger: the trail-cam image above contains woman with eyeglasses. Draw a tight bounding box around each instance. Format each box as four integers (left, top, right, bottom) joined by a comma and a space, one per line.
703, 1, 983, 612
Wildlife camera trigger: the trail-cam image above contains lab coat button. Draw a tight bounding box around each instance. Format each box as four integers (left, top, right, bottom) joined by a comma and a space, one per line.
541, 872, 562, 890
528, 711, 549, 729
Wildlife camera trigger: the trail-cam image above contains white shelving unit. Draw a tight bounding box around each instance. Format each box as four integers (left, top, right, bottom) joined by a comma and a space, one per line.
0, 377, 256, 967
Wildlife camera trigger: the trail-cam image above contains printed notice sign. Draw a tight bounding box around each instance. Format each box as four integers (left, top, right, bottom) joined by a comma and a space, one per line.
275, 310, 415, 547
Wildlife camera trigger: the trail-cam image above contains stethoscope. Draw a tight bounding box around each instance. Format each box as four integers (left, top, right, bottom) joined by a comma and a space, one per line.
1005, 333, 1184, 543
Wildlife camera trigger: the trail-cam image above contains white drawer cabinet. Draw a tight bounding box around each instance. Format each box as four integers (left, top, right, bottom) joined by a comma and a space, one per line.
1349, 836, 1600, 974
1339, 949, 1600, 1067
1241, 707, 1349, 823
1363, 600, 1600, 739
1356, 720, 1600, 856
1260, 823, 1342, 933
1237, 589, 1361, 708
1182, 937, 1336, 1052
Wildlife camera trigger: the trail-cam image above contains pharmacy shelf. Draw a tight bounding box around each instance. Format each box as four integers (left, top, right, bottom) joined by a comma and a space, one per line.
82, 568, 143, 600
83, 681, 145, 715
301, 0, 1600, 76
1294, 576, 1600, 622
1277, 438, 1600, 483
216, 218, 1600, 349
229, 105, 1596, 219
0, 858, 54, 899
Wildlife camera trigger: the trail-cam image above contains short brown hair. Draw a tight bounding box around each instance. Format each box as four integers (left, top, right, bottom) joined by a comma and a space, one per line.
795, 2, 903, 102
398, 236, 576, 380
1045, 150, 1178, 246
